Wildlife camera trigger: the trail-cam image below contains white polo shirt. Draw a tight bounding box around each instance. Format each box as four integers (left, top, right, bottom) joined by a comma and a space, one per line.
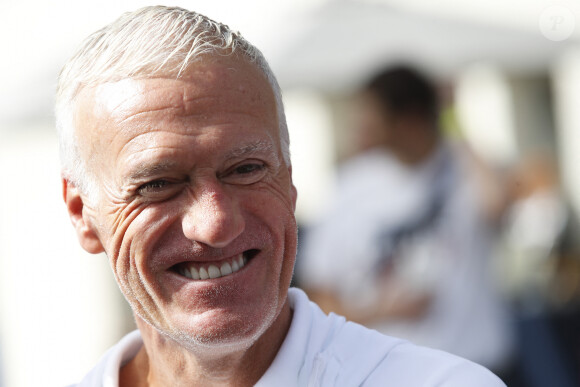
72, 288, 505, 386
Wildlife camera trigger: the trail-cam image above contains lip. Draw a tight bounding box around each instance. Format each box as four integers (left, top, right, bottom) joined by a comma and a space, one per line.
157, 251, 266, 311
163, 249, 259, 286
150, 240, 252, 269
170, 249, 259, 280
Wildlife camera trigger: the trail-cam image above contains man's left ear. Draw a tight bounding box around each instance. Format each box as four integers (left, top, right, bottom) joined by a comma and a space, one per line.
62, 178, 105, 254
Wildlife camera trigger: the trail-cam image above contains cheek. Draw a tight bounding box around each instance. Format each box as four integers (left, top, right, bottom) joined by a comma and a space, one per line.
105, 204, 182, 320
281, 217, 298, 285
249, 191, 298, 279
105, 203, 177, 276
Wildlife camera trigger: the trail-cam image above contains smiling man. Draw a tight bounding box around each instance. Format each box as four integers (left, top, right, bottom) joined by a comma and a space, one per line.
57, 6, 506, 386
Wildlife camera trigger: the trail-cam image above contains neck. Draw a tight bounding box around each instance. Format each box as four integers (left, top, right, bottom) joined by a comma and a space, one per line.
120, 303, 292, 387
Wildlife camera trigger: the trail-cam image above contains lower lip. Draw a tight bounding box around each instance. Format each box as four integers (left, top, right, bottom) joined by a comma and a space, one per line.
160, 257, 265, 313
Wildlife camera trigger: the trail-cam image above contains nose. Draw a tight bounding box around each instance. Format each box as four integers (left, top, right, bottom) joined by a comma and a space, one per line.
182, 183, 245, 249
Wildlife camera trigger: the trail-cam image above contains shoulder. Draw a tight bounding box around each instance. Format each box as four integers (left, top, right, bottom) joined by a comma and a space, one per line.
325, 318, 505, 386
363, 341, 506, 386
287, 288, 505, 387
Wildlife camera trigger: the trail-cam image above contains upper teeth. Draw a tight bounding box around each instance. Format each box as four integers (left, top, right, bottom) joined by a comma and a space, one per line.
179, 254, 247, 280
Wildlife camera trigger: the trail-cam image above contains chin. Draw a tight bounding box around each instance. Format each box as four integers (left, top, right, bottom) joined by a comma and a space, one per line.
168, 321, 268, 357
154, 301, 281, 354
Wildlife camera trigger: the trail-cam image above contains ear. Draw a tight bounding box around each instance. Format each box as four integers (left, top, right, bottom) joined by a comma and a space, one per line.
62, 178, 105, 254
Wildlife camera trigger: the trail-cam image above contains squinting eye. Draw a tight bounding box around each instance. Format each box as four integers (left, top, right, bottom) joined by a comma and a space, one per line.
235, 163, 265, 175
138, 180, 168, 193
221, 162, 267, 185
137, 179, 182, 200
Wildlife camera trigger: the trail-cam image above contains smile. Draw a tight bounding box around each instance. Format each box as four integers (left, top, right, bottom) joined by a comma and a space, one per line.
174, 250, 257, 280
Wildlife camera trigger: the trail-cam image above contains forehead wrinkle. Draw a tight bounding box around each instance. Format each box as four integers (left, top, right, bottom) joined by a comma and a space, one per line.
92, 79, 143, 116
118, 92, 242, 128
179, 89, 276, 128
107, 81, 193, 125
102, 94, 140, 119
116, 104, 188, 126
116, 91, 189, 126
180, 92, 251, 120
181, 93, 216, 105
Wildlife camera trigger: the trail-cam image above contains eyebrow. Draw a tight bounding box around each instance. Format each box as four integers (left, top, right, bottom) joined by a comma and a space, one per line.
128, 161, 180, 181
225, 140, 276, 160
127, 140, 279, 181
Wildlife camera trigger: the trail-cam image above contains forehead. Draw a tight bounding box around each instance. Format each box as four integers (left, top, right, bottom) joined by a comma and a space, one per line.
78, 56, 275, 123
73, 56, 279, 161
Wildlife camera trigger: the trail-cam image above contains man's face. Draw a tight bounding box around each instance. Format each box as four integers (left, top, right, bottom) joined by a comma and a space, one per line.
72, 56, 298, 350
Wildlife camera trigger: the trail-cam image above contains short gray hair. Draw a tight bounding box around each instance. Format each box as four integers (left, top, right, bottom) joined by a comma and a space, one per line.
55, 5, 289, 200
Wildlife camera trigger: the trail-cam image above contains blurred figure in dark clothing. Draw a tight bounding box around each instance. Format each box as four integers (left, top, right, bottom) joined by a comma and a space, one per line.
298, 65, 515, 375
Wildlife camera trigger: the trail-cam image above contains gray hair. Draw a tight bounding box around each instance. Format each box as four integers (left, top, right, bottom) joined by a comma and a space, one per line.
55, 5, 289, 200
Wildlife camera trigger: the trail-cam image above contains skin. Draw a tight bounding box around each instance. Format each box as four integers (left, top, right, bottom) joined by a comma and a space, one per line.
63, 56, 298, 386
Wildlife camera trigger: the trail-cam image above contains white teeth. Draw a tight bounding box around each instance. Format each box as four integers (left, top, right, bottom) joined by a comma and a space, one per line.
208, 265, 221, 279
190, 266, 200, 280
220, 262, 232, 276
180, 252, 250, 280
181, 268, 192, 279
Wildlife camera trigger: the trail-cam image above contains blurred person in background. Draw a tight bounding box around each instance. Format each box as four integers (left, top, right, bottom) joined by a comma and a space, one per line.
498, 151, 579, 387
500, 152, 568, 311
55, 7, 506, 386
297, 65, 515, 379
